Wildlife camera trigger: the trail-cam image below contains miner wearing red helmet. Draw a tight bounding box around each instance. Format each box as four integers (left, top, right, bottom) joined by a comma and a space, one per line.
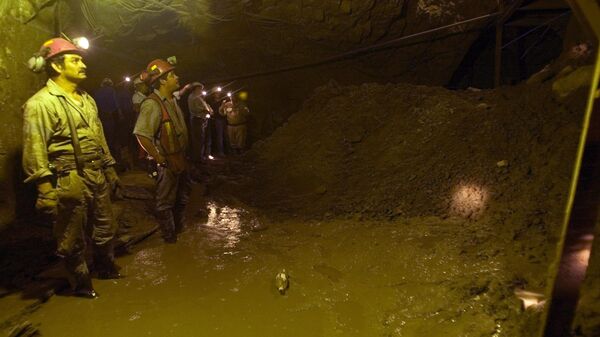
133, 58, 190, 243
22, 37, 122, 299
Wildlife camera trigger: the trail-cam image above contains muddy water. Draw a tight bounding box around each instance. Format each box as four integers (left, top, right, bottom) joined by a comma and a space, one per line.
26, 201, 515, 337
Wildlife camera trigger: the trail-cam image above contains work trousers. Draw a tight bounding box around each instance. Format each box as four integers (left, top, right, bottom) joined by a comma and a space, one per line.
227, 124, 248, 150
213, 117, 226, 156
190, 117, 211, 162
155, 166, 192, 212
54, 168, 117, 275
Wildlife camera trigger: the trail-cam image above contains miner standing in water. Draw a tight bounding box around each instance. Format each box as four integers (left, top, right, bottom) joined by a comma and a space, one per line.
22, 37, 122, 298
133, 59, 191, 243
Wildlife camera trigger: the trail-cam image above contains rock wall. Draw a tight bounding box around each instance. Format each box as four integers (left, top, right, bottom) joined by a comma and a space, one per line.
71, 0, 499, 141
0, 2, 53, 229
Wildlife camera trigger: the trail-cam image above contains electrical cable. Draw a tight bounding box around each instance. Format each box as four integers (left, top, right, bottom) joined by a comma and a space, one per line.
520, 24, 551, 60
204, 11, 501, 83
502, 10, 570, 49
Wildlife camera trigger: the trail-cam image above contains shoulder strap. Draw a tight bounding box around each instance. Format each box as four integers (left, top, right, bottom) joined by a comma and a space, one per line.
146, 93, 171, 122
57, 96, 84, 175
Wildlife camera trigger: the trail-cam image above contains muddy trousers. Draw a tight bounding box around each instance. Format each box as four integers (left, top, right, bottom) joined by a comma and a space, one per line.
227, 124, 247, 152
155, 166, 192, 241
190, 117, 211, 162
53, 168, 118, 289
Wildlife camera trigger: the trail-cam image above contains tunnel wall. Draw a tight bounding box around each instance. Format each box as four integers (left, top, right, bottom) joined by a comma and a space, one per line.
0, 3, 52, 230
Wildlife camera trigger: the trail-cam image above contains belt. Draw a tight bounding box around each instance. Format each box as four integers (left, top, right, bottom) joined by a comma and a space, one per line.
49, 156, 105, 174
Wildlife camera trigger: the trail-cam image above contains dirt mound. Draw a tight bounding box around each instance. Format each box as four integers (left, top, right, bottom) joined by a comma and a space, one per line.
228, 79, 585, 294
249, 81, 582, 222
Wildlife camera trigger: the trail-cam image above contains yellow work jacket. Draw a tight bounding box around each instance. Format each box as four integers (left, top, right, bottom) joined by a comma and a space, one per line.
22, 79, 115, 183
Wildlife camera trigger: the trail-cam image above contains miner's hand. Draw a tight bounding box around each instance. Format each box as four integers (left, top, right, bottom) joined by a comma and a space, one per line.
105, 166, 123, 200
36, 189, 58, 216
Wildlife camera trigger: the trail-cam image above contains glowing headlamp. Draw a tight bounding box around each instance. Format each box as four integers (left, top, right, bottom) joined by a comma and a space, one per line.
72, 37, 90, 50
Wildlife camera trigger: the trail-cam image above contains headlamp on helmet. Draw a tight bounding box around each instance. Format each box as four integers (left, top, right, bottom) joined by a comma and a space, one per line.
27, 36, 89, 73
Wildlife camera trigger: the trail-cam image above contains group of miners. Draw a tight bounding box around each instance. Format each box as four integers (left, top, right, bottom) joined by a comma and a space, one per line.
21, 36, 250, 299
93, 66, 251, 173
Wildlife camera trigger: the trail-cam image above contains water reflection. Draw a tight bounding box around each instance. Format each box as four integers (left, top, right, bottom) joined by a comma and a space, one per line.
200, 202, 245, 250
131, 248, 167, 286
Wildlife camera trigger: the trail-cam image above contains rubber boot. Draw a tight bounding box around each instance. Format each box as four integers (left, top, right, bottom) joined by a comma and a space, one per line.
157, 209, 177, 243
173, 205, 186, 235
94, 242, 122, 279
73, 272, 98, 299
64, 254, 97, 299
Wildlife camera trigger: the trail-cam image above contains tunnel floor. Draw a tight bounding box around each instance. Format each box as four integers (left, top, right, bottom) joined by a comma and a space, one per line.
0, 170, 535, 337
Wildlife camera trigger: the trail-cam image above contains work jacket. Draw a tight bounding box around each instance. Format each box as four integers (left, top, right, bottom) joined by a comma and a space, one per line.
219, 101, 250, 126
187, 92, 213, 119
133, 89, 189, 155
22, 79, 115, 183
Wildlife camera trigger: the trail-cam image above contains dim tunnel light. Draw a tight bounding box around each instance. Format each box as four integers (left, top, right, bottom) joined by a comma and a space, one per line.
216, 87, 222, 92
125, 76, 131, 82
450, 183, 489, 218
202, 90, 207, 96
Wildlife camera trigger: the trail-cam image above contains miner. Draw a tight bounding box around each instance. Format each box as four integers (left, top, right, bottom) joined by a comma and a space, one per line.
219, 94, 251, 154
132, 73, 150, 114
187, 82, 214, 162
22, 37, 122, 298
133, 59, 191, 243
132, 72, 151, 166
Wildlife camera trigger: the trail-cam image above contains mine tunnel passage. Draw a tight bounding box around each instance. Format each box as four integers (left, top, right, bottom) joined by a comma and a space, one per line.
1, 0, 599, 336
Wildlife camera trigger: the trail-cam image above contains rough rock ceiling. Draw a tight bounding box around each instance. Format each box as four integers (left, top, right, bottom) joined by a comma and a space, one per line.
50, 0, 500, 85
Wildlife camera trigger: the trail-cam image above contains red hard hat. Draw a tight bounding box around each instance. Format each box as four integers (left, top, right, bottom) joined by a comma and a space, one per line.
39, 38, 82, 60
146, 59, 175, 84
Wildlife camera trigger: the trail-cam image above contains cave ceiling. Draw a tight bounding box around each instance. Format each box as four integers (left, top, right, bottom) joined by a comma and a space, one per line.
37, 0, 499, 86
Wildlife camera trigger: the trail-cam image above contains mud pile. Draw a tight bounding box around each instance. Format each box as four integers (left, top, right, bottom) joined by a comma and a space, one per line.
233, 80, 585, 291
250, 80, 582, 222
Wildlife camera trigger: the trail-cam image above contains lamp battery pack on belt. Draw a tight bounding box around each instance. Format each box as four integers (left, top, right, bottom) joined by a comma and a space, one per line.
146, 93, 186, 174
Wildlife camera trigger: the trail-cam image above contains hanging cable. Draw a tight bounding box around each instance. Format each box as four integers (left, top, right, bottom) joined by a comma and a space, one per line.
204, 12, 501, 83
502, 11, 570, 49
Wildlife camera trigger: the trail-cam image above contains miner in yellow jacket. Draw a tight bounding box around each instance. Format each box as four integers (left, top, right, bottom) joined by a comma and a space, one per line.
219, 95, 250, 154
22, 37, 122, 299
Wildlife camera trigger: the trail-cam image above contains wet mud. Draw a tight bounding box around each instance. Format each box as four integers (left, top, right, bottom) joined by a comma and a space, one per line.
12, 196, 527, 337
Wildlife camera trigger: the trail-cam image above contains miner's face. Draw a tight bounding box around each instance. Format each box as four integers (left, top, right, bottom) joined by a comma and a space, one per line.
53, 54, 87, 83
162, 71, 180, 92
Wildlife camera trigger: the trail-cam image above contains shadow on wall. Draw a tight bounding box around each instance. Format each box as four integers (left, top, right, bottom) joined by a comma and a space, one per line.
12, 150, 36, 220
0, 150, 36, 228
